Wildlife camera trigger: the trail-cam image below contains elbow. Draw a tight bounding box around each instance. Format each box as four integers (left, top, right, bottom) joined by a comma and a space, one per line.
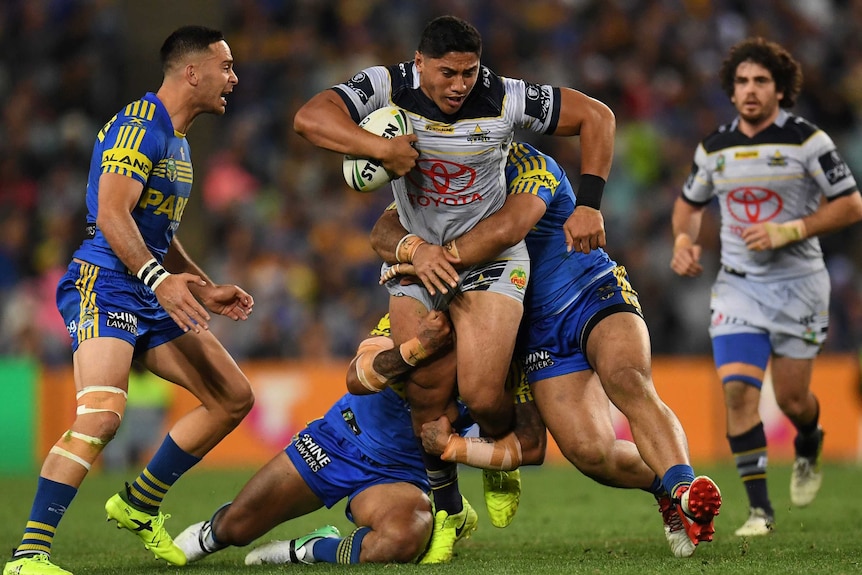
293, 108, 311, 138
499, 225, 528, 248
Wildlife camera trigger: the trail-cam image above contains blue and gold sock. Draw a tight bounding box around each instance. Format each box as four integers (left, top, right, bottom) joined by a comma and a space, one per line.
126, 434, 200, 511
13, 477, 77, 558
312, 526, 369, 564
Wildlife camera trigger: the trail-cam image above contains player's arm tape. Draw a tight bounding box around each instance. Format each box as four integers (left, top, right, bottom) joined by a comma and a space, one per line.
441, 431, 523, 470
355, 336, 396, 393
444, 240, 460, 259
399, 337, 428, 366
136, 257, 170, 290
764, 219, 807, 248
576, 174, 605, 210
395, 233, 427, 263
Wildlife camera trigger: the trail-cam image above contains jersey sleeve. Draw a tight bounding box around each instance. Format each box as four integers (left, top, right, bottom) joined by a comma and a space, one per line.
99, 115, 161, 186
332, 65, 394, 123
507, 148, 561, 209
681, 143, 714, 205
502, 77, 560, 135
803, 130, 858, 199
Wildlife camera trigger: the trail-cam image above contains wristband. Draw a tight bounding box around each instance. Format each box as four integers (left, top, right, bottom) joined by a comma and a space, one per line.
395, 233, 427, 263
136, 258, 169, 291
399, 337, 429, 366
577, 174, 605, 210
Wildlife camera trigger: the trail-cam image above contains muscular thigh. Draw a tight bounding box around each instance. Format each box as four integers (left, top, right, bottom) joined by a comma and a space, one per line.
349, 482, 431, 529
140, 329, 250, 405
522, 265, 642, 384
450, 290, 522, 401
532, 371, 616, 457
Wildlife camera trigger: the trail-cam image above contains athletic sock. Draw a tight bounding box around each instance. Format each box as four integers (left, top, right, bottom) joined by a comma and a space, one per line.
13, 477, 77, 558
729, 422, 772, 515
421, 447, 462, 514
126, 433, 201, 511
662, 464, 696, 499
793, 401, 822, 460
645, 474, 666, 497
312, 526, 369, 564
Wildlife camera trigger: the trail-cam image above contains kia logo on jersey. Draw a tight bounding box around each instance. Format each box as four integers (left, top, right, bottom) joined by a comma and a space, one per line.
726, 187, 782, 223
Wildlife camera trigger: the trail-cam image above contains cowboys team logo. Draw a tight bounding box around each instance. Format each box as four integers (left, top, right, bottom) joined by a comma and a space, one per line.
165, 157, 178, 182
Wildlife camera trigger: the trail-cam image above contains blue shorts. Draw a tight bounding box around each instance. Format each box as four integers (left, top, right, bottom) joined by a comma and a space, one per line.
56, 261, 185, 354
520, 266, 642, 383
285, 417, 429, 521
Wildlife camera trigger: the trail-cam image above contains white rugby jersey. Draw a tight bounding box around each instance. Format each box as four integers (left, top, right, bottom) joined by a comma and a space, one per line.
333, 61, 561, 245
682, 109, 858, 281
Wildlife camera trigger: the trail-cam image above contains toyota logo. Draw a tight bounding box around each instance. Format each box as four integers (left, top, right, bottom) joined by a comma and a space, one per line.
408, 158, 477, 195
726, 187, 782, 223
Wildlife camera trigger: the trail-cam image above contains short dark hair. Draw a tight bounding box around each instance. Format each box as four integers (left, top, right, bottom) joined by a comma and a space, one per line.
417, 15, 482, 59
160, 25, 225, 72
719, 37, 803, 108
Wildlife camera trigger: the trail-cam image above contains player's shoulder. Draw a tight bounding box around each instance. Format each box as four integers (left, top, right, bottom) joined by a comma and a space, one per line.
457, 65, 506, 118
777, 112, 822, 142
700, 122, 740, 153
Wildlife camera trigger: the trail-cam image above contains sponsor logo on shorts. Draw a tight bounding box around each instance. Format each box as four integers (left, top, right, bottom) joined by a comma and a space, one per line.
523, 350, 554, 374
342, 408, 361, 436
294, 433, 331, 472
510, 267, 527, 290
80, 309, 96, 332
106, 311, 138, 335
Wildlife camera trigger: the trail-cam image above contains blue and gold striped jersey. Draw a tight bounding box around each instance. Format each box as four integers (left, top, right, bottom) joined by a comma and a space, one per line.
72, 92, 193, 272
506, 142, 615, 321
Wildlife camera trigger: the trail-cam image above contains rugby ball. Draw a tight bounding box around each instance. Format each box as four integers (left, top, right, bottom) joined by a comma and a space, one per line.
343, 106, 413, 193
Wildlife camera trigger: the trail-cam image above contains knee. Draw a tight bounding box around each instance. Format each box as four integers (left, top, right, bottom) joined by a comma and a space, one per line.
223, 384, 255, 428
362, 516, 432, 563
723, 381, 757, 413
212, 504, 255, 547
775, 391, 809, 420
77, 411, 123, 443
563, 440, 612, 481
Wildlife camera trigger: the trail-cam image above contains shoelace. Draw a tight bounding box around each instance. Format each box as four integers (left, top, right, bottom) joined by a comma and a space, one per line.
659, 500, 685, 533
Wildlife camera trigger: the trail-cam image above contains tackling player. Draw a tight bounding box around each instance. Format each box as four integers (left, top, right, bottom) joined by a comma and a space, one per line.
374, 142, 722, 558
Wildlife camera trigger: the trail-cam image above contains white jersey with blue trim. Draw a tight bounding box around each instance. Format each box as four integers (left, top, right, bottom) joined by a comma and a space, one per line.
333, 62, 561, 245
682, 109, 858, 281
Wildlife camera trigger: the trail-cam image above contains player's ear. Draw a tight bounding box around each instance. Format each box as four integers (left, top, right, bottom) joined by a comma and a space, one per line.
185, 64, 198, 86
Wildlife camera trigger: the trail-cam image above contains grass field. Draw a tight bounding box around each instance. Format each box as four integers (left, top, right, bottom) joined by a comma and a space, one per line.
1, 463, 860, 575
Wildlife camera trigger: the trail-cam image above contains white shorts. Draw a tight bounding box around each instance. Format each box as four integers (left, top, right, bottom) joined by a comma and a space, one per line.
382, 241, 530, 311
708, 267, 830, 359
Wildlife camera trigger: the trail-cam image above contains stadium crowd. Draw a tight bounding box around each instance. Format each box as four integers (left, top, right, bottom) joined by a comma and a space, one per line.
2, 0, 862, 365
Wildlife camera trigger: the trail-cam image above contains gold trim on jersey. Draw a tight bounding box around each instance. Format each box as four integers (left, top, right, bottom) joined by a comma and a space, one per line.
75, 263, 100, 341
124, 100, 157, 122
